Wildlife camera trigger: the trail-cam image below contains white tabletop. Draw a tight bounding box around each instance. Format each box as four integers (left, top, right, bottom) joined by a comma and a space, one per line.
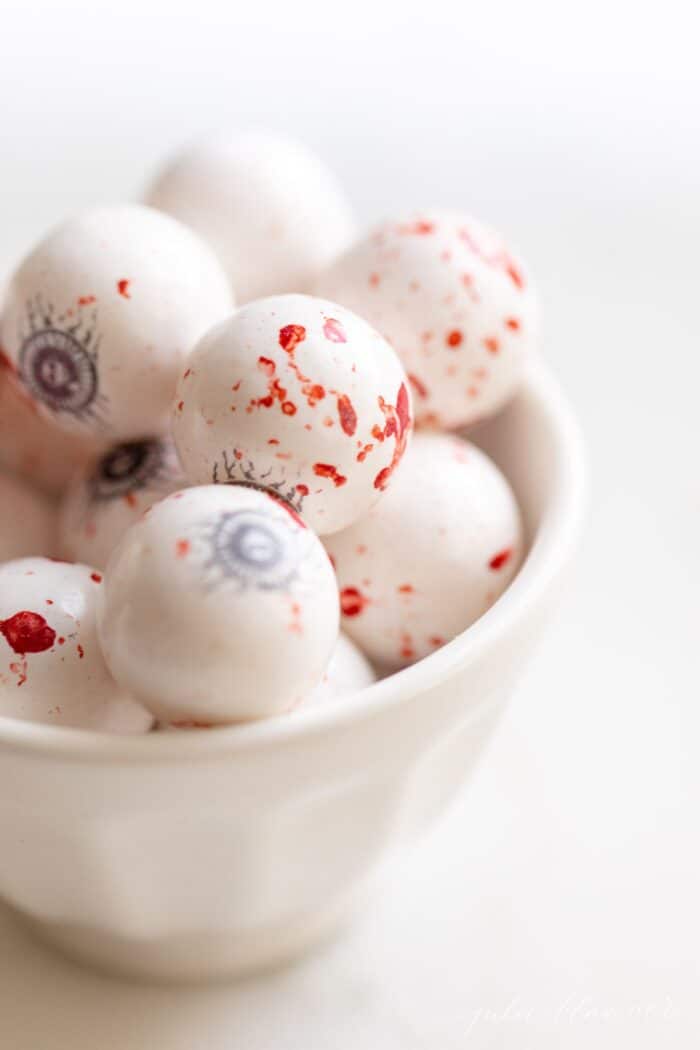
1, 2, 698, 1045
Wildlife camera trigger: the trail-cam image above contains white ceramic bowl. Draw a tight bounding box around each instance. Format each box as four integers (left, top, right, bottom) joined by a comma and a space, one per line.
0, 364, 585, 983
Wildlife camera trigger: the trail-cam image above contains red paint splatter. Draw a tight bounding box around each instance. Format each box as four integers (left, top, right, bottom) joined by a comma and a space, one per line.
399, 219, 434, 235
9, 660, 27, 686
323, 317, 347, 343
398, 584, 414, 594
408, 372, 428, 399
340, 587, 369, 617
282, 401, 297, 415
296, 483, 309, 497
313, 463, 347, 487
337, 394, 357, 436
429, 635, 446, 648
396, 382, 410, 436
483, 336, 500, 354
90, 572, 102, 583
266, 491, 306, 529
446, 329, 463, 348
0, 612, 56, 654
58, 637, 65, 645
373, 383, 411, 491
279, 324, 306, 352
356, 443, 374, 462
399, 633, 415, 660
124, 492, 137, 509
232, 379, 242, 392
183, 367, 192, 379
117, 279, 131, 299
258, 356, 276, 377
78, 295, 96, 306
369, 272, 381, 288
303, 382, 325, 406
505, 317, 521, 331
373, 466, 392, 490
46, 599, 54, 605
268, 438, 280, 445
458, 227, 525, 291
77, 644, 85, 659
175, 539, 190, 558
288, 601, 303, 635
504, 260, 525, 289
489, 548, 513, 571
177, 400, 184, 411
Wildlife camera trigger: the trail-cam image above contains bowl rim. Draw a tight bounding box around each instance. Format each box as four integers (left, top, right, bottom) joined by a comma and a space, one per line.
0, 364, 586, 764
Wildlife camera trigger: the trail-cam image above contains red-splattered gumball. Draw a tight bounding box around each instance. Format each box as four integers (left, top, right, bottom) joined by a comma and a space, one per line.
59, 437, 188, 570
315, 210, 539, 429
144, 132, 354, 303
0, 205, 233, 441
0, 474, 55, 562
303, 633, 376, 709
0, 558, 153, 732
172, 295, 412, 535
324, 433, 523, 671
97, 485, 340, 725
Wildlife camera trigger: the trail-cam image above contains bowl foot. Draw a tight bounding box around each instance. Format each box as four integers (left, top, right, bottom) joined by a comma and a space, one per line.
16, 895, 360, 984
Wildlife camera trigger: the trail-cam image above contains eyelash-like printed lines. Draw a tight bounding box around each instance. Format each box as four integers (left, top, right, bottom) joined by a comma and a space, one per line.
18, 295, 108, 427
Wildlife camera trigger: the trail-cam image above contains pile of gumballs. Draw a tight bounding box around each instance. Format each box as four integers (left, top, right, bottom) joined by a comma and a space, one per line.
0, 132, 535, 733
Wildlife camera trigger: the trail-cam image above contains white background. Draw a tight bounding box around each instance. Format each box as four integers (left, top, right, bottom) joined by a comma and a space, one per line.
1, 1, 699, 1046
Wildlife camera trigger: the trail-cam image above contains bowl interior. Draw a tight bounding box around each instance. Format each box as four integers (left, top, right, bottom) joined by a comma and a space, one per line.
0, 363, 585, 759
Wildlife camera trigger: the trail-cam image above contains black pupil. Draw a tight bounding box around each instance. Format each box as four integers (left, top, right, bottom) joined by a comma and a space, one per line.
101, 443, 149, 483
34, 346, 78, 396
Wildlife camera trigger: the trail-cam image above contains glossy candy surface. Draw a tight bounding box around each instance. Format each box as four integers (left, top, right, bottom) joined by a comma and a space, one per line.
0, 557, 153, 732
97, 485, 340, 725
324, 433, 523, 670
0, 204, 233, 440
59, 437, 187, 569
145, 132, 354, 303
315, 210, 539, 429
304, 632, 376, 709
173, 294, 412, 535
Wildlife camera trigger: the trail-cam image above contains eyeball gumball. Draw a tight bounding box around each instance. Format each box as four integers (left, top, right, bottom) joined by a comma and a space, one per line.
0, 558, 153, 733
0, 473, 55, 562
144, 131, 354, 303
97, 485, 340, 726
314, 210, 539, 430
173, 295, 412, 535
0, 204, 233, 441
303, 633, 376, 710
59, 437, 188, 570
323, 433, 523, 671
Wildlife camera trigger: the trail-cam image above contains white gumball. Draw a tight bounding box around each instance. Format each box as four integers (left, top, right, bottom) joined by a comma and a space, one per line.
324, 433, 523, 670
173, 295, 412, 535
315, 210, 539, 429
59, 437, 188, 570
303, 633, 376, 709
0, 473, 55, 562
145, 132, 354, 303
0, 558, 152, 732
0, 204, 233, 441
97, 485, 340, 726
